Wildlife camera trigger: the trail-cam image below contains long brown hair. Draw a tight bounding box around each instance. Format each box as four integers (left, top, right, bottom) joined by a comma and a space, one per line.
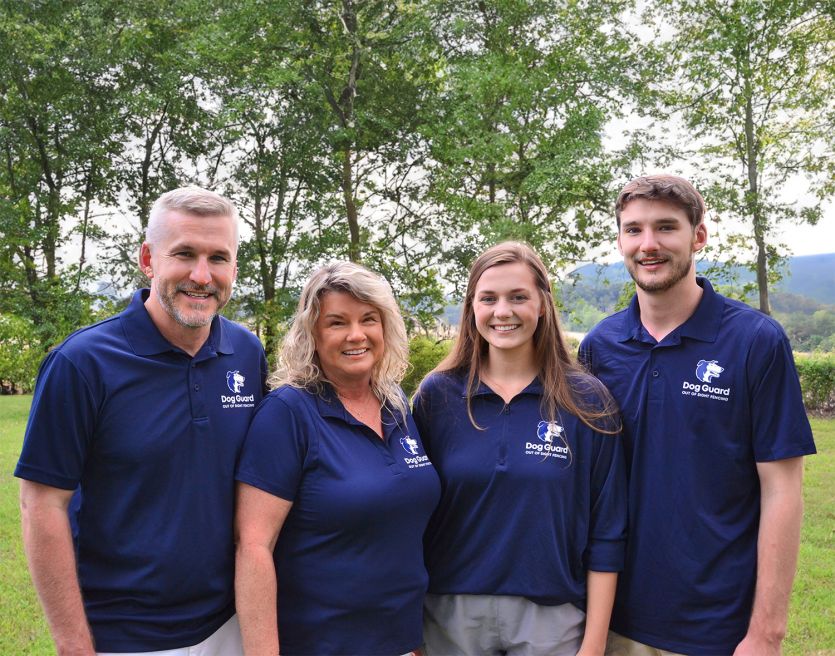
429, 241, 618, 434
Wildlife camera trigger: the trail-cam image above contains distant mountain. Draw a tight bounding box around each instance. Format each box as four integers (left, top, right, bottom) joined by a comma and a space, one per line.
563, 253, 835, 309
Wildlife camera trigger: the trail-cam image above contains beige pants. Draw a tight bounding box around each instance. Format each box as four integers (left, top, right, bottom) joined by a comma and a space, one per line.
605, 630, 687, 656
97, 614, 242, 656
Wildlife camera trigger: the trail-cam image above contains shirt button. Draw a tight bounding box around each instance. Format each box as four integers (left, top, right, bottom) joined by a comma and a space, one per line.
652, 369, 659, 377
194, 384, 200, 391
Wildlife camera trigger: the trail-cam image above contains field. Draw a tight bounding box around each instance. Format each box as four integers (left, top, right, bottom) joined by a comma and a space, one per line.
0, 396, 833, 654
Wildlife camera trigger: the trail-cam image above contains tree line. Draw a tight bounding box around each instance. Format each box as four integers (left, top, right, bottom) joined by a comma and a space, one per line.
1, 0, 833, 382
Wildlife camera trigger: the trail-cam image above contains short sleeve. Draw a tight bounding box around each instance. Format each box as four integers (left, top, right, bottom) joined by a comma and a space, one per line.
236, 390, 312, 501
15, 350, 97, 489
747, 324, 816, 462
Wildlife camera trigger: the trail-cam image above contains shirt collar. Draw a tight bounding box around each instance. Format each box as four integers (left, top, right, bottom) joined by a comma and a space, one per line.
620, 277, 724, 345
468, 375, 544, 398
314, 383, 405, 438
120, 289, 234, 357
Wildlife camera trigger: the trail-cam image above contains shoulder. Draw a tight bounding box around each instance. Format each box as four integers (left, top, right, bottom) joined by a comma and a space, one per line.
415, 369, 465, 399
581, 309, 629, 349
718, 296, 791, 350
52, 314, 124, 359
219, 317, 264, 352
265, 384, 316, 410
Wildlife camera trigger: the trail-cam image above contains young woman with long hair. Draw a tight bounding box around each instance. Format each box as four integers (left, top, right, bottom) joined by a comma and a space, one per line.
413, 242, 626, 656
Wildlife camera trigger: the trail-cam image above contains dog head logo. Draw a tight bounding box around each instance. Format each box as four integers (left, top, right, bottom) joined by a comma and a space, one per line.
400, 435, 420, 455
536, 421, 564, 444
696, 360, 724, 384
226, 370, 246, 393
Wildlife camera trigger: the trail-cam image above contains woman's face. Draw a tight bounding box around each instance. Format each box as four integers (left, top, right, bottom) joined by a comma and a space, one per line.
313, 291, 385, 388
472, 261, 543, 358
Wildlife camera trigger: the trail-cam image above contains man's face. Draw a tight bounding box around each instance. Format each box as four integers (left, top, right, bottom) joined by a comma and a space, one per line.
617, 198, 707, 293
140, 211, 238, 332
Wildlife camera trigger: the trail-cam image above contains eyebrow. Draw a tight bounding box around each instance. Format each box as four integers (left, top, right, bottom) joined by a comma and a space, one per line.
167, 242, 234, 257
477, 287, 531, 294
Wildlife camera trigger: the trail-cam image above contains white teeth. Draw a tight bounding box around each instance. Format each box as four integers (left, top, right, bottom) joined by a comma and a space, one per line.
343, 348, 368, 355
184, 291, 210, 298
493, 325, 519, 332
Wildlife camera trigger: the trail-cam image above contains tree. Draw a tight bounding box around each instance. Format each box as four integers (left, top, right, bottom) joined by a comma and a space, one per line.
650, 0, 834, 314
424, 0, 647, 284
0, 0, 124, 348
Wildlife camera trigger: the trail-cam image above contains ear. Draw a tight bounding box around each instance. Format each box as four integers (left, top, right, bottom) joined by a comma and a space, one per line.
616, 232, 624, 256
138, 242, 153, 279
693, 222, 708, 253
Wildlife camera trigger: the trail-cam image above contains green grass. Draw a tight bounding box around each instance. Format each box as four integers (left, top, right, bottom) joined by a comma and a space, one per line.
0, 396, 51, 655
0, 397, 833, 654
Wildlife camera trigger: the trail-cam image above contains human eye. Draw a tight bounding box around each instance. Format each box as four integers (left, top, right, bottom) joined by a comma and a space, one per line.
478, 295, 496, 304
210, 254, 230, 263
362, 314, 380, 324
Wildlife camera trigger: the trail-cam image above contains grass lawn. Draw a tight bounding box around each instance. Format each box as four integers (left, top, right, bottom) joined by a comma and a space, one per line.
0, 396, 833, 654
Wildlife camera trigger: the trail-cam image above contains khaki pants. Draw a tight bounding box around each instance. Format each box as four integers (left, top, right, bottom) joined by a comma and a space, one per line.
97, 614, 243, 656
605, 630, 687, 656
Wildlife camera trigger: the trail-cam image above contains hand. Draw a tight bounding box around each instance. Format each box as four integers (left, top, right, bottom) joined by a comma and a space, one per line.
733, 632, 782, 656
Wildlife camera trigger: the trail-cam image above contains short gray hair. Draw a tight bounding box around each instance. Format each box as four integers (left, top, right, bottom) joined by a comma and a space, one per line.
271, 262, 409, 420
146, 186, 239, 245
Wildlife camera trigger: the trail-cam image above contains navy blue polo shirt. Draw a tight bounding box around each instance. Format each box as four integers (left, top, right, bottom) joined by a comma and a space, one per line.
236, 384, 441, 656
579, 278, 816, 655
15, 289, 267, 652
413, 371, 626, 605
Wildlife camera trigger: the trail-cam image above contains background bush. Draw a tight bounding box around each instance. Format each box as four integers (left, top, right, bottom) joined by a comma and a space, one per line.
795, 354, 835, 415
403, 336, 452, 397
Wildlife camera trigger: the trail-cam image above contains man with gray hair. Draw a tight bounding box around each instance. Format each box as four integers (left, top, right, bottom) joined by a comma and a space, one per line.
16, 187, 267, 655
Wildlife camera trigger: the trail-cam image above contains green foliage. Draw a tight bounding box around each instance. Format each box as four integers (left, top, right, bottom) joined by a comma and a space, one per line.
795, 354, 835, 415
402, 336, 451, 397
0, 315, 43, 393
646, 0, 835, 313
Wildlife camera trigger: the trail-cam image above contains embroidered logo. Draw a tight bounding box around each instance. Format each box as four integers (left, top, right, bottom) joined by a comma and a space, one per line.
524, 421, 570, 460
400, 434, 431, 469
537, 420, 564, 444
400, 435, 420, 455
226, 370, 246, 393
695, 359, 724, 384
220, 370, 256, 409
681, 359, 731, 402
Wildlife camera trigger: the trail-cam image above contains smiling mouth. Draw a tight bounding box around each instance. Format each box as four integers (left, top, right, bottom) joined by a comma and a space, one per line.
343, 348, 369, 356
491, 325, 520, 332
637, 257, 668, 267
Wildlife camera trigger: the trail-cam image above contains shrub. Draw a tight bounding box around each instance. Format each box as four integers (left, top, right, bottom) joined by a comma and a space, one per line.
403, 336, 452, 397
0, 314, 44, 394
795, 353, 835, 415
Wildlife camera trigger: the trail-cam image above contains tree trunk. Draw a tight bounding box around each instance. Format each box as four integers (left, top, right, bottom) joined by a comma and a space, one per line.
744, 88, 770, 314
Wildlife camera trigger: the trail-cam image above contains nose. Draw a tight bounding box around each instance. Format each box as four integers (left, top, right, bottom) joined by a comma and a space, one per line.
640, 229, 660, 252
494, 298, 513, 318
346, 322, 366, 342
190, 257, 213, 286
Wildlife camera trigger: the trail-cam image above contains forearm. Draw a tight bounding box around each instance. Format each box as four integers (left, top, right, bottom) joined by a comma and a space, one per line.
20, 491, 94, 656
735, 458, 805, 656
578, 570, 617, 656
747, 486, 803, 641
235, 542, 280, 656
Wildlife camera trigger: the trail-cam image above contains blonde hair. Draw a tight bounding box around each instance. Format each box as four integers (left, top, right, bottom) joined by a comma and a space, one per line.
429, 241, 618, 438
147, 186, 239, 245
270, 262, 409, 420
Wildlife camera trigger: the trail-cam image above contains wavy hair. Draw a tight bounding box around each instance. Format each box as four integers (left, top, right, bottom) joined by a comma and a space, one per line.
428, 241, 619, 436
270, 262, 409, 420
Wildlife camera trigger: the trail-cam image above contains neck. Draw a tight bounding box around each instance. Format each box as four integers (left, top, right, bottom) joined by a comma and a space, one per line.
330, 377, 375, 402
636, 275, 703, 342
483, 343, 538, 383
144, 294, 210, 357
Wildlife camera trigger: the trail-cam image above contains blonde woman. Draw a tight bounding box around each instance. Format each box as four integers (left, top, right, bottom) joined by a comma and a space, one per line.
235, 262, 440, 656
414, 242, 626, 656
